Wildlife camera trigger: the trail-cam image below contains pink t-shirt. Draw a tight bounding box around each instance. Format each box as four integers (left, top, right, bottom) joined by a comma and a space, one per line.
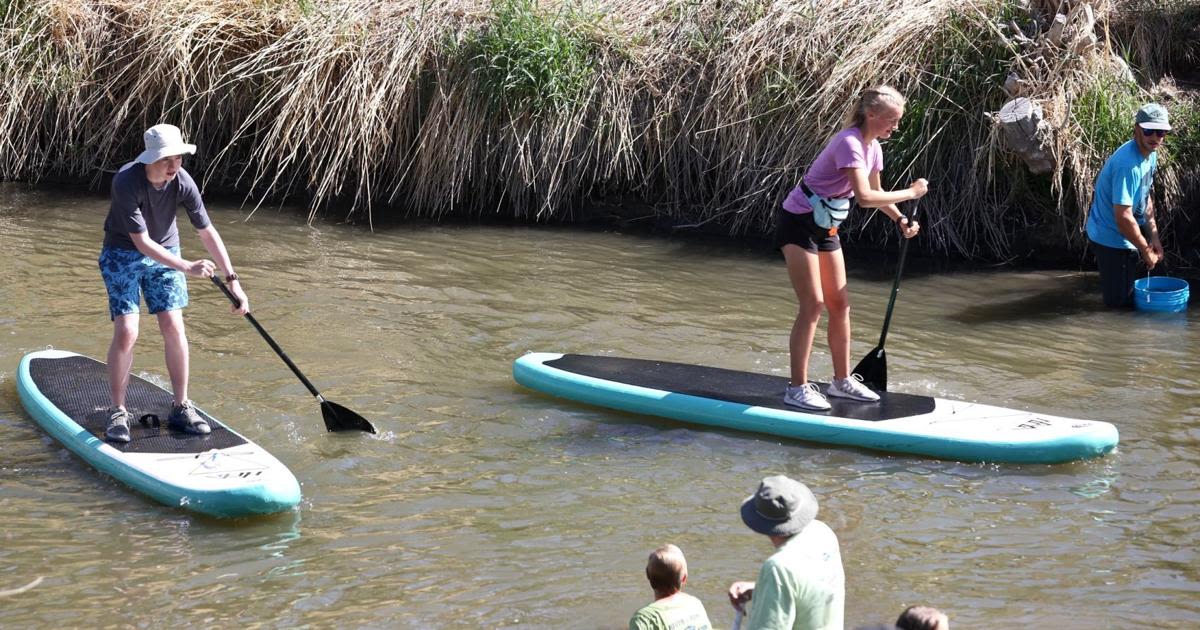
782, 127, 884, 214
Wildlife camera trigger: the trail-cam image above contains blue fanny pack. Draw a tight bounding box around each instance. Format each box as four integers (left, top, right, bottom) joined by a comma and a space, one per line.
802, 181, 851, 230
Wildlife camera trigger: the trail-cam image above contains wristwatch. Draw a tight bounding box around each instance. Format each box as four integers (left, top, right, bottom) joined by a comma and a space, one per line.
225, 273, 239, 283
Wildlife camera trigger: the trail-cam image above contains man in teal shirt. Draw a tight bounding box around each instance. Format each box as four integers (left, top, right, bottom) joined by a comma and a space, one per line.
727, 476, 844, 630
1085, 103, 1170, 307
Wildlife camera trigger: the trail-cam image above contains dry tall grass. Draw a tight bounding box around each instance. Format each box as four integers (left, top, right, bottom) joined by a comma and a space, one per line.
1, 0, 1196, 260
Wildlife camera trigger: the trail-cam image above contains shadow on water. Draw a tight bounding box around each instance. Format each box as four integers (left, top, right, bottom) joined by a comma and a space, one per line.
947, 273, 1100, 324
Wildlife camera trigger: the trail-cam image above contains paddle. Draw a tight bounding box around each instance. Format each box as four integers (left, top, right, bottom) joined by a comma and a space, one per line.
210, 276, 377, 433
851, 205, 920, 392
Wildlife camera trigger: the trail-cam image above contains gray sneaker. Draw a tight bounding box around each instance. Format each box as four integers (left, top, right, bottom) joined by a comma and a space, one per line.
168, 400, 211, 435
783, 383, 831, 411
827, 374, 881, 402
105, 407, 132, 443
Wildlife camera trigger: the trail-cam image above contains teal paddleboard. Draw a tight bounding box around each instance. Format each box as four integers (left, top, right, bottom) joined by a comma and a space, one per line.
513, 352, 1119, 464
17, 349, 301, 518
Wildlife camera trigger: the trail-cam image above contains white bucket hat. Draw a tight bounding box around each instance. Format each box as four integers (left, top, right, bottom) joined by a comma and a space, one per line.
134, 124, 196, 164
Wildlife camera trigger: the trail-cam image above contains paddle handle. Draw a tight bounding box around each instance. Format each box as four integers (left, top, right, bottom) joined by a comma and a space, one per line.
732, 609, 743, 630
210, 276, 323, 400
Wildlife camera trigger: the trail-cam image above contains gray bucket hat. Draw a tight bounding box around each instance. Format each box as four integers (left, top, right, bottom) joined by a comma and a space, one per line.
740, 475, 819, 537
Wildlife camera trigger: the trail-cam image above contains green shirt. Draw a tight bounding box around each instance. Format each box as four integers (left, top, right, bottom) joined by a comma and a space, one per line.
745, 520, 844, 630
629, 592, 713, 630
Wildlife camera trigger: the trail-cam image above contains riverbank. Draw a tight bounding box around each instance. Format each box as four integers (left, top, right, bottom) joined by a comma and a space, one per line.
1, 0, 1198, 264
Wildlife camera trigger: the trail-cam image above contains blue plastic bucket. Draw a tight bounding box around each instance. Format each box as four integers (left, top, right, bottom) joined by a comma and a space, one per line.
1133, 276, 1189, 313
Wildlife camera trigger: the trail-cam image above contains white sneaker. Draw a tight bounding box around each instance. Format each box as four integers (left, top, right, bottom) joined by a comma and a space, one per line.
827, 374, 881, 402
783, 383, 831, 411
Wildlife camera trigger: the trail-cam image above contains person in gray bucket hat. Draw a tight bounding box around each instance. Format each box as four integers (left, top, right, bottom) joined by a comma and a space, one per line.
728, 475, 845, 629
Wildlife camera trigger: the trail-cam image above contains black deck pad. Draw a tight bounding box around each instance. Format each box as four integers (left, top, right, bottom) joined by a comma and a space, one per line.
546, 354, 936, 422
29, 356, 247, 453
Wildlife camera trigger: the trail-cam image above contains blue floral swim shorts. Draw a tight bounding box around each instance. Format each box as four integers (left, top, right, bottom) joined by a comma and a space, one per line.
98, 246, 189, 320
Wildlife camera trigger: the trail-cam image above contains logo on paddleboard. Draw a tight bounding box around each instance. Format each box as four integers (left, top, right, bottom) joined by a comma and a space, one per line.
1015, 416, 1052, 430
189, 450, 270, 478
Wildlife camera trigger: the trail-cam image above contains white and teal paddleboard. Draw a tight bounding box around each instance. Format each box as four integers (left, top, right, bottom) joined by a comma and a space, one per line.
513, 352, 1119, 464
17, 349, 301, 518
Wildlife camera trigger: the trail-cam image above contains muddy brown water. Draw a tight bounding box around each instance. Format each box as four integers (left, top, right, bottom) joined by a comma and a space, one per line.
1, 183, 1197, 628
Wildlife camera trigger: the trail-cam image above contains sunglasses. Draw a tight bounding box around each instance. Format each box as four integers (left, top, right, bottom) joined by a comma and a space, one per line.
1140, 126, 1170, 138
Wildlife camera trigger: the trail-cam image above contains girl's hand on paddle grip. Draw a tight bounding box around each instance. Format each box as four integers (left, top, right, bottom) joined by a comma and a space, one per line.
898, 215, 920, 239
909, 178, 929, 200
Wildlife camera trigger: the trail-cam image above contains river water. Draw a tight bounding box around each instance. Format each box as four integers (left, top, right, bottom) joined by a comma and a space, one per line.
0, 183, 1196, 628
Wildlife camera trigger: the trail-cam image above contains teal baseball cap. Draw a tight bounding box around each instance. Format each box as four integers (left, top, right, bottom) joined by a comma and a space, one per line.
1135, 103, 1171, 131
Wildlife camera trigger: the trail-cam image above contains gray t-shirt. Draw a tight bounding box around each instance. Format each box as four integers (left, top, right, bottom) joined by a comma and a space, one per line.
102, 163, 211, 250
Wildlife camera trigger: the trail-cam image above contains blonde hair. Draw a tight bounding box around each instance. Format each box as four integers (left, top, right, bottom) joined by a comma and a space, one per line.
848, 85, 906, 128
896, 605, 949, 630
645, 544, 687, 595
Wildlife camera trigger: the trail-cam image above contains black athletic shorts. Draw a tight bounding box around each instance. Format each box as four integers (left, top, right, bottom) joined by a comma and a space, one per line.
774, 207, 841, 253
1090, 240, 1140, 308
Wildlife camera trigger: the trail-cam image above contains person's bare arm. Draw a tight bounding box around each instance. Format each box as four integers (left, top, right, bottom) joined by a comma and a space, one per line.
845, 167, 927, 208
1113, 203, 1160, 269
197, 225, 249, 314
868, 171, 921, 238
130, 231, 214, 278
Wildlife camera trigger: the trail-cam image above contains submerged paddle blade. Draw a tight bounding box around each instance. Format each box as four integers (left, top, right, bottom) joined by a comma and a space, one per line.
321, 400, 377, 434
852, 346, 888, 393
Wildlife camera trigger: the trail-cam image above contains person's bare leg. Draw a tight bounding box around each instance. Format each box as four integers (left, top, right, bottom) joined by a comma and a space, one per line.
157, 309, 189, 405
783, 245, 824, 385
107, 313, 139, 409
818, 249, 850, 379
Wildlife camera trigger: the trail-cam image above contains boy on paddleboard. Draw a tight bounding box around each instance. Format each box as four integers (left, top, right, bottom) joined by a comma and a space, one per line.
99, 124, 249, 442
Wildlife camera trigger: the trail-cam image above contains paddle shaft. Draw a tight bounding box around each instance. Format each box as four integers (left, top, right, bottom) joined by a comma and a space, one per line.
210, 276, 323, 401
850, 207, 922, 391
874, 227, 911, 349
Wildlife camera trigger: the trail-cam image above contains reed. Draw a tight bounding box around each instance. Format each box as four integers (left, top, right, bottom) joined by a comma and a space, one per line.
0, 0, 1196, 261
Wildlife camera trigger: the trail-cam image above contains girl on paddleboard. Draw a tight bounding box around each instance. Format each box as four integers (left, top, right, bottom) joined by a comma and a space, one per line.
776, 86, 926, 411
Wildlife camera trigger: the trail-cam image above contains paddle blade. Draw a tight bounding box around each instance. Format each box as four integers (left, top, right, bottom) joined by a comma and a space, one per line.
852, 346, 888, 393
321, 400, 377, 434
